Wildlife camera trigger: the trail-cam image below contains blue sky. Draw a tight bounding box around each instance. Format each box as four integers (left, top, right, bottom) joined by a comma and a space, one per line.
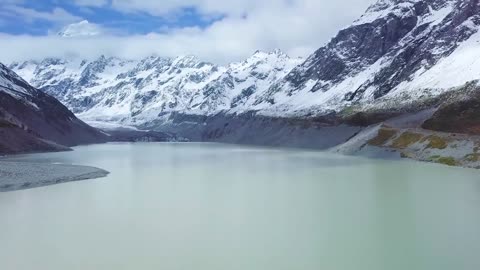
0, 0, 372, 63
0, 0, 223, 36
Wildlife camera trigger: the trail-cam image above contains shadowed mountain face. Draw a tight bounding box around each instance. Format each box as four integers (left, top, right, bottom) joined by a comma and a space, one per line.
0, 63, 108, 154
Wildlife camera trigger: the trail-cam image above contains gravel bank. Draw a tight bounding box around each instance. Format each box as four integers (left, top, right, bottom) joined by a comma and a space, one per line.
0, 161, 109, 192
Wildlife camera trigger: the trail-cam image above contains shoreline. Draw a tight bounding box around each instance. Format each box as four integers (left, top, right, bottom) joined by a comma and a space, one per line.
0, 135, 477, 193
0, 161, 109, 192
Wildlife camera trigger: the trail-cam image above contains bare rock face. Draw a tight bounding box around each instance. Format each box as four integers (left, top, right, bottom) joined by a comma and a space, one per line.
422, 84, 480, 135
423, 98, 480, 134
0, 63, 108, 154
255, 0, 480, 115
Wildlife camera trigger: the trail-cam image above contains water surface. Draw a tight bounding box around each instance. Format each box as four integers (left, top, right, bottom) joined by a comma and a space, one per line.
1, 143, 479, 270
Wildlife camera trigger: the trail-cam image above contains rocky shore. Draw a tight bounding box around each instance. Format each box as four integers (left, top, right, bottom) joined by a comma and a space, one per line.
0, 161, 109, 192
146, 85, 480, 170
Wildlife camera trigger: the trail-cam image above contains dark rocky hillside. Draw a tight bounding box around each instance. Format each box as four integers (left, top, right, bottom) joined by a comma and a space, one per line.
0, 63, 108, 154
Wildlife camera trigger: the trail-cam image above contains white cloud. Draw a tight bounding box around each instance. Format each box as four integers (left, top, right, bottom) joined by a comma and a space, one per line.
110, 0, 257, 16
3, 5, 82, 24
0, 0, 374, 64
57, 20, 104, 37
73, 0, 109, 8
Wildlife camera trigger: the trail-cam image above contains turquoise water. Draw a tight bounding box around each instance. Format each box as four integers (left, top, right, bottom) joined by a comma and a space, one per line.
1, 143, 479, 270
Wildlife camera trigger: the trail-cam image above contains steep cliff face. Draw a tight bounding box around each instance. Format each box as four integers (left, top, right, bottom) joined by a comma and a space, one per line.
254, 0, 480, 116
0, 63, 107, 154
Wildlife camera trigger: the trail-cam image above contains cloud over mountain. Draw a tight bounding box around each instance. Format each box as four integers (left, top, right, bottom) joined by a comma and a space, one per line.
0, 0, 372, 63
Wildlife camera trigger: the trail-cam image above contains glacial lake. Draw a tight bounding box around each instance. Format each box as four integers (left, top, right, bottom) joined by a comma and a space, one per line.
1, 143, 480, 270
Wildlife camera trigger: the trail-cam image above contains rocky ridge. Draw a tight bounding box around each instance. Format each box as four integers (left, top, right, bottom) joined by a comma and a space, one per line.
10, 50, 302, 125
0, 62, 108, 154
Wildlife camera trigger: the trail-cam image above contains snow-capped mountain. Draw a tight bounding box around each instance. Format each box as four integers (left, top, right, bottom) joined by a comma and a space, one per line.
57, 20, 103, 37
0, 62, 107, 153
10, 50, 302, 125
9, 0, 480, 128
254, 0, 480, 115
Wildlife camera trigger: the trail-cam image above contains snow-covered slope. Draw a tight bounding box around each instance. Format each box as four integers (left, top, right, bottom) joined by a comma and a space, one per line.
0, 62, 37, 97
10, 50, 302, 125
9, 0, 480, 127
253, 0, 480, 116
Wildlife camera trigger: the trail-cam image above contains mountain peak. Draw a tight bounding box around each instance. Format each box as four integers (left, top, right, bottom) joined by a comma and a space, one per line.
172, 55, 205, 68
58, 20, 103, 38
251, 49, 290, 59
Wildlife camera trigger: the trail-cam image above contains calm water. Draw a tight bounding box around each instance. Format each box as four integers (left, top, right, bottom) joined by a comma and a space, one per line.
1, 143, 480, 270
